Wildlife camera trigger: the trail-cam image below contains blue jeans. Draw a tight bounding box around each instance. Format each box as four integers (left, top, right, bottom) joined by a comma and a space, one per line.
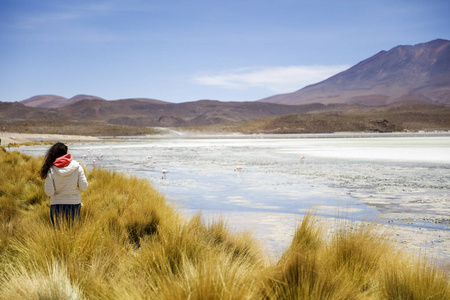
50, 204, 81, 228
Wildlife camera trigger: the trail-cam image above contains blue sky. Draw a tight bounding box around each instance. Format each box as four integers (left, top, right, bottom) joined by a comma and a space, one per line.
1, 0, 449, 103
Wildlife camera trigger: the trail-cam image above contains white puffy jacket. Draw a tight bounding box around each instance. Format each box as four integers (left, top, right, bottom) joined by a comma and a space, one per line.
45, 160, 88, 205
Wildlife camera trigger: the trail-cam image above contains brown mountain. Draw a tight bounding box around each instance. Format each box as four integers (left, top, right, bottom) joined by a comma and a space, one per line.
21, 94, 106, 108
60, 99, 327, 127
21, 94, 170, 108
116, 98, 170, 105
1, 99, 327, 127
67, 94, 106, 104
21, 95, 68, 108
2, 100, 449, 135
260, 39, 450, 106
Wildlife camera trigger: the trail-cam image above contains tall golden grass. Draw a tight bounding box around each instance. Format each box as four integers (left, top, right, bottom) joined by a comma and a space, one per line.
0, 147, 449, 299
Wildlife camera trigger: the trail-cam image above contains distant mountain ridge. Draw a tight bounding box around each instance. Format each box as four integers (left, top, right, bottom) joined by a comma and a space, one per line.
260, 39, 450, 106
19, 40, 450, 108
20, 94, 168, 108
2, 98, 331, 127
2, 100, 449, 133
21, 94, 106, 108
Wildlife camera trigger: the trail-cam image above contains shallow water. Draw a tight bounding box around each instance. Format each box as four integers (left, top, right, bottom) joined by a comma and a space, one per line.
18, 135, 450, 260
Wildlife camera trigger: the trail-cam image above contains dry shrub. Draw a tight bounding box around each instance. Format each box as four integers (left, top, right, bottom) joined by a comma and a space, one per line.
129, 213, 266, 299
82, 167, 177, 248
1, 263, 85, 300
380, 253, 450, 300
268, 214, 360, 300
265, 214, 450, 299
326, 219, 393, 293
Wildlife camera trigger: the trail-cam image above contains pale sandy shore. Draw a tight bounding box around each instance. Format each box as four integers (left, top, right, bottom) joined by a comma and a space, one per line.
0, 132, 104, 146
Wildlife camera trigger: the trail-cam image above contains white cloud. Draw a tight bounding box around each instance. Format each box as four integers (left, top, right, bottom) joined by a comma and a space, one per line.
193, 65, 350, 93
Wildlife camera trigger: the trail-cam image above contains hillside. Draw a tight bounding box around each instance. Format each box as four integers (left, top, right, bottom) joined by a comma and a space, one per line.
2, 100, 449, 135
20, 94, 169, 108
189, 103, 450, 134
21, 94, 106, 108
1, 99, 326, 127
260, 39, 450, 106
20, 95, 68, 108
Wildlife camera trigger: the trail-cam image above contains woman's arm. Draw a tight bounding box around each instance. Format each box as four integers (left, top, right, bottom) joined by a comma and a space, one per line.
78, 166, 88, 191
44, 172, 55, 196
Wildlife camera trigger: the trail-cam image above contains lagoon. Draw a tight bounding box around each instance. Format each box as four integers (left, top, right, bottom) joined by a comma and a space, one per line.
18, 134, 450, 261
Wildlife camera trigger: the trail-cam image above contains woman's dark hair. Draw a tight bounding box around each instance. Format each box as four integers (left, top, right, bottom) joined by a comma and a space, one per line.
39, 142, 68, 179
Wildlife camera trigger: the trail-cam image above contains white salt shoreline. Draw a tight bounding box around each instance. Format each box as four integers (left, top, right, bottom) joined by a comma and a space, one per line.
2, 131, 449, 146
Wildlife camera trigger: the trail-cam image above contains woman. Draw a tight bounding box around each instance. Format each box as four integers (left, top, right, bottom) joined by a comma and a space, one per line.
39, 142, 88, 227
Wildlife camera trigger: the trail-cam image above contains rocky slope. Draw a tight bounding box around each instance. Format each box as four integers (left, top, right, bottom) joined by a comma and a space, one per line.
260, 39, 450, 106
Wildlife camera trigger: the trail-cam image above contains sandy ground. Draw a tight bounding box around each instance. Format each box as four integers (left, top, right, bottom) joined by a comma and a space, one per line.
0, 132, 103, 146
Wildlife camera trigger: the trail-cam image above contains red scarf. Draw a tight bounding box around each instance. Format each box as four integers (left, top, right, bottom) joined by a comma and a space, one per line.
53, 154, 73, 168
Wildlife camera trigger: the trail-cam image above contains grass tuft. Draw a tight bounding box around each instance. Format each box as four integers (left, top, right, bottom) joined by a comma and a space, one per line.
1, 263, 85, 300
